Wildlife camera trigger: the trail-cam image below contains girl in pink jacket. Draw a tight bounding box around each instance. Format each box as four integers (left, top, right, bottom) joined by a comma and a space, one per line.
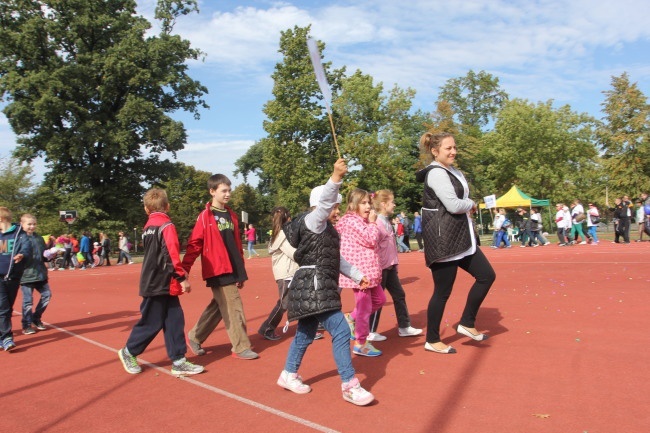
337, 188, 386, 357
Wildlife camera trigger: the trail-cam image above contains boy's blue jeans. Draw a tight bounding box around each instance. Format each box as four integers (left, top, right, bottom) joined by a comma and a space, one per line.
21, 281, 52, 329
284, 309, 355, 383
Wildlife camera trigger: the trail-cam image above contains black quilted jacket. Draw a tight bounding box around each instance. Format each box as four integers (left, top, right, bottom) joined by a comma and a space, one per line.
416, 165, 472, 266
282, 213, 342, 321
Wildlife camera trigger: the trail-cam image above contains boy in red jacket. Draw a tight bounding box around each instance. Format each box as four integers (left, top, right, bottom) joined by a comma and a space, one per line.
183, 174, 258, 360
118, 188, 203, 375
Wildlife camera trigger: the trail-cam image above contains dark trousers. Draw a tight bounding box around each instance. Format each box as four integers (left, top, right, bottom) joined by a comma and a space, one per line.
259, 279, 290, 335
125, 295, 186, 361
426, 248, 496, 343
415, 232, 423, 250
369, 266, 411, 331
615, 218, 630, 243
0, 278, 20, 341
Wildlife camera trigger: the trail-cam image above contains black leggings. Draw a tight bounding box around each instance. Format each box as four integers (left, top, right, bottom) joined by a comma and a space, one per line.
426, 248, 496, 343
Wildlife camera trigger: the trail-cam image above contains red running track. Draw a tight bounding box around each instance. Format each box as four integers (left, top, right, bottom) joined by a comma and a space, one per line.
2, 242, 649, 433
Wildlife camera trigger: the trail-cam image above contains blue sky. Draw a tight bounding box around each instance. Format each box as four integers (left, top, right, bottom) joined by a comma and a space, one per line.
2, 0, 649, 186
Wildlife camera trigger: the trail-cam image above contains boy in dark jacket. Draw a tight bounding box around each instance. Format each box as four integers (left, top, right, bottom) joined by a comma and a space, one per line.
19, 214, 52, 335
182, 174, 258, 360
118, 188, 203, 376
0, 207, 29, 351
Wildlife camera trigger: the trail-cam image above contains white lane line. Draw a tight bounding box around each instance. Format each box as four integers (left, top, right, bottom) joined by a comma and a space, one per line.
43, 321, 341, 433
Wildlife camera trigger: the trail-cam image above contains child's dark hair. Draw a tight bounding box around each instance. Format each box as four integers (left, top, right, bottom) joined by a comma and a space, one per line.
270, 207, 291, 244
208, 174, 231, 191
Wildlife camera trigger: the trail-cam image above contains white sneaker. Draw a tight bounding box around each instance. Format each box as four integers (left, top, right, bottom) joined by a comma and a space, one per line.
367, 332, 387, 341
398, 326, 423, 337
342, 377, 374, 406
579, 241, 587, 245
277, 370, 311, 394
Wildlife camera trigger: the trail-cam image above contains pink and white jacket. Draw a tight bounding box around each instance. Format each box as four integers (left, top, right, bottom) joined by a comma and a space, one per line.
336, 212, 381, 288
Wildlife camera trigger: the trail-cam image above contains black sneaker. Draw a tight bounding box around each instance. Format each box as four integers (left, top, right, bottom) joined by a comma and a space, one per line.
23, 327, 36, 335
33, 321, 47, 331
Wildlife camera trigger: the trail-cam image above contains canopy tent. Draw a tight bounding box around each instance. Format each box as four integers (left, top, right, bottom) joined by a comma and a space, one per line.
478, 186, 552, 233
479, 185, 549, 209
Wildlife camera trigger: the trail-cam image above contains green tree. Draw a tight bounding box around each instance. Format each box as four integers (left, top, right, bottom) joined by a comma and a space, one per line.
0, 156, 35, 214
237, 26, 346, 214
482, 99, 599, 203
597, 72, 650, 197
438, 70, 509, 138
160, 162, 211, 244
0, 0, 207, 224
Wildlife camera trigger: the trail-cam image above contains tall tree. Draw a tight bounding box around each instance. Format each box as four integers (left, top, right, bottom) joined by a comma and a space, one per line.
0, 0, 207, 224
237, 26, 345, 214
438, 70, 509, 138
597, 72, 650, 197
160, 162, 211, 244
0, 157, 35, 215
482, 99, 599, 203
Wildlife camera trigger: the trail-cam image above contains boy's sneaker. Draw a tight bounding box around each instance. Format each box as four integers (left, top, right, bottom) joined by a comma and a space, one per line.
353, 341, 382, 357
277, 370, 311, 394
118, 348, 142, 374
22, 327, 36, 335
188, 337, 206, 356
345, 313, 355, 340
367, 332, 386, 342
313, 332, 324, 340
171, 359, 204, 376
232, 348, 259, 360
2, 338, 16, 352
342, 377, 374, 406
398, 326, 423, 337
33, 320, 47, 331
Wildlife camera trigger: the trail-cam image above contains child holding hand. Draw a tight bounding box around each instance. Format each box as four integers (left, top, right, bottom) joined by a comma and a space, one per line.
118, 188, 203, 376
338, 189, 386, 357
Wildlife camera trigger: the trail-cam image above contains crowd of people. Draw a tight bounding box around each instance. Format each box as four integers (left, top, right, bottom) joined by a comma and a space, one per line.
41, 230, 134, 270
488, 194, 650, 248
3, 131, 647, 409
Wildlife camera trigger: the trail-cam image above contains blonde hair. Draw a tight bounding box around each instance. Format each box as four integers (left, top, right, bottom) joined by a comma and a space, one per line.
143, 188, 169, 213
346, 188, 371, 214
372, 189, 394, 213
0, 207, 11, 221
21, 213, 36, 224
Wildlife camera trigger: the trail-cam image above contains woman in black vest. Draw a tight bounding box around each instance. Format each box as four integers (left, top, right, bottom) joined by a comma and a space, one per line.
415, 132, 496, 354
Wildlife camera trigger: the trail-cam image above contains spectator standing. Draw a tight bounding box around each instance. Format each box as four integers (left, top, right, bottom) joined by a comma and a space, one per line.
413, 211, 423, 251
612, 197, 630, 243
100, 232, 112, 266
400, 211, 411, 251
117, 231, 134, 264
586, 203, 600, 244
244, 224, 260, 259
79, 232, 93, 269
